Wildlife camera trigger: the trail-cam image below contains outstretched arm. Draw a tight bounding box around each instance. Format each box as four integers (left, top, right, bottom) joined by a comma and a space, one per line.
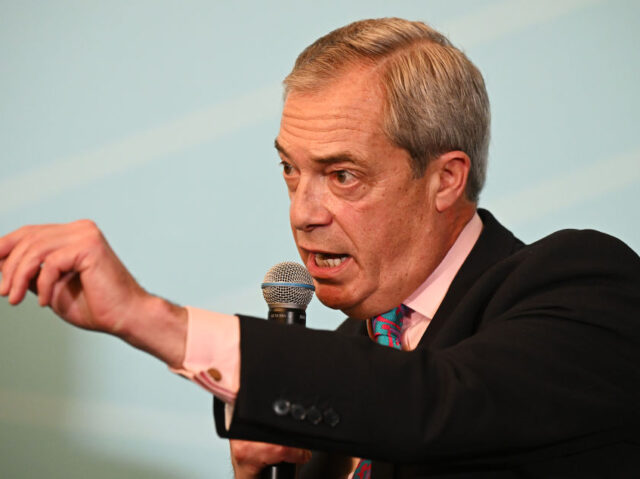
0, 220, 187, 368
0, 220, 312, 475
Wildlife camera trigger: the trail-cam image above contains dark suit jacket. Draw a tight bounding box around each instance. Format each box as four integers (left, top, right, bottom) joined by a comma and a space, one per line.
215, 210, 640, 477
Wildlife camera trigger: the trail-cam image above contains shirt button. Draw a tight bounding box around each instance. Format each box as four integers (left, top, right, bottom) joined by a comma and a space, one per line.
207, 368, 222, 381
290, 403, 306, 421
273, 399, 291, 416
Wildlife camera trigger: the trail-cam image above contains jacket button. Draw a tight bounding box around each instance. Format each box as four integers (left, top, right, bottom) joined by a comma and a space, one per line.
306, 406, 322, 425
323, 408, 340, 427
290, 403, 306, 421
273, 399, 290, 416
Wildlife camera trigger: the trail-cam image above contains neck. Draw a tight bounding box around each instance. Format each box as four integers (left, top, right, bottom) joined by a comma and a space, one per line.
438, 201, 477, 254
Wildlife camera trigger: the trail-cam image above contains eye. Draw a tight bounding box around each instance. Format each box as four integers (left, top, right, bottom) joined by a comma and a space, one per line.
280, 161, 294, 176
334, 170, 356, 185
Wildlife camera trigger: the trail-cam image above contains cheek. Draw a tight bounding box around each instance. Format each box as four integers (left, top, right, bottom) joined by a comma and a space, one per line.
370, 197, 430, 262
339, 203, 379, 248
344, 203, 405, 265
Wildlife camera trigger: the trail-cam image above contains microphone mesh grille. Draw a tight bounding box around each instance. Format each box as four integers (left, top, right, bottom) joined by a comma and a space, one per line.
262, 261, 315, 308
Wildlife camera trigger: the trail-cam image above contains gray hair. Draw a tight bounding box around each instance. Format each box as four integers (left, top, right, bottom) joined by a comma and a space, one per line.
284, 18, 490, 202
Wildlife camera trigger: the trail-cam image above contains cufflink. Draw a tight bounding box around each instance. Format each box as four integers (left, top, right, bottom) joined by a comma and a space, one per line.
207, 368, 222, 381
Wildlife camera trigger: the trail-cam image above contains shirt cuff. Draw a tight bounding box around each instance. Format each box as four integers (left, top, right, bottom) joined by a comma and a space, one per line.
169, 306, 240, 404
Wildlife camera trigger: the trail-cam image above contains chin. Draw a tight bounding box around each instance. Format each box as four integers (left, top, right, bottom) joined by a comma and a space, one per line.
316, 287, 356, 314
316, 290, 371, 320
316, 294, 351, 312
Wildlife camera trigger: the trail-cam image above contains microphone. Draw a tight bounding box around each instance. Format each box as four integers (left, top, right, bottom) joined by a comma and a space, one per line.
261, 261, 315, 326
259, 261, 315, 479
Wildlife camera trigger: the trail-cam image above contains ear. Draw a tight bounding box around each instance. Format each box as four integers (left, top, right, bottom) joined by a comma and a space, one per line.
433, 151, 471, 212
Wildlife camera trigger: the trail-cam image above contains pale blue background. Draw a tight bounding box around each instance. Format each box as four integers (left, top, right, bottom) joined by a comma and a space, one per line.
1, 1, 639, 477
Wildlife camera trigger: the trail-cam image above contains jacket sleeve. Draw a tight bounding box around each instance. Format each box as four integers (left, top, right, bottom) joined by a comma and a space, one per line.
215, 230, 640, 466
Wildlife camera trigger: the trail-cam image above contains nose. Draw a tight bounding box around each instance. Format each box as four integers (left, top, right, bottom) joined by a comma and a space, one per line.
289, 177, 332, 232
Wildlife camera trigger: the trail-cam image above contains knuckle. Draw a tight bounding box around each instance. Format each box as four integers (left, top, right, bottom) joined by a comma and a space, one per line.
40, 251, 57, 269
77, 218, 96, 230
29, 239, 48, 256
75, 219, 100, 235
77, 220, 105, 246
75, 218, 97, 229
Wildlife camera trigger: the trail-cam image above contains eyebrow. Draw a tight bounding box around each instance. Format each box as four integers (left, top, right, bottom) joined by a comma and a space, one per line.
274, 138, 361, 166
274, 139, 288, 157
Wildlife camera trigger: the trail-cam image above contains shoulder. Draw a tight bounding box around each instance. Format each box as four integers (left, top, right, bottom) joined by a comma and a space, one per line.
470, 226, 640, 302
482, 228, 640, 336
531, 228, 637, 257
518, 228, 640, 281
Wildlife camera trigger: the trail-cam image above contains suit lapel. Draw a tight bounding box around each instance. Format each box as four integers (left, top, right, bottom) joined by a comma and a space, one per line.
420, 209, 524, 347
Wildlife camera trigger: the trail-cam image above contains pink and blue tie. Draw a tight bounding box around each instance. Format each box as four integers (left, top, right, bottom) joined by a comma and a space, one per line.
353, 304, 406, 479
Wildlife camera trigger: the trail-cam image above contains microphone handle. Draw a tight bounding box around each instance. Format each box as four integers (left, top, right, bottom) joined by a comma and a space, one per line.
260, 306, 306, 479
267, 307, 306, 326
260, 462, 296, 479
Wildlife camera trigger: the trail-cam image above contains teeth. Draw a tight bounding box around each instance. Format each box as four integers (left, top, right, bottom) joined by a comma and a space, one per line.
315, 253, 349, 268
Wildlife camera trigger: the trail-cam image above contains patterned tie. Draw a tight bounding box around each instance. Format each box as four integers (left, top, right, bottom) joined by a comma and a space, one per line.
353, 304, 406, 479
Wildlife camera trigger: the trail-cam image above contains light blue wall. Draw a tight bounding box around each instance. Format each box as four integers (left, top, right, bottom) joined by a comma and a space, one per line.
1, 1, 638, 477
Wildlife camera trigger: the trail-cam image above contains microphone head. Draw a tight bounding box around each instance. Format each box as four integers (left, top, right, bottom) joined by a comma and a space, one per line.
261, 261, 315, 309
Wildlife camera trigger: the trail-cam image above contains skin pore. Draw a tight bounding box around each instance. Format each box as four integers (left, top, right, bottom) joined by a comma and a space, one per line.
276, 64, 475, 319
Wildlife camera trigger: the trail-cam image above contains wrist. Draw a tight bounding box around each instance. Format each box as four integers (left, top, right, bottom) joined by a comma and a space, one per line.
120, 294, 188, 369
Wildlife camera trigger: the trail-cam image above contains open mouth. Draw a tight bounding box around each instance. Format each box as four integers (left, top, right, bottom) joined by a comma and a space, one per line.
314, 252, 350, 268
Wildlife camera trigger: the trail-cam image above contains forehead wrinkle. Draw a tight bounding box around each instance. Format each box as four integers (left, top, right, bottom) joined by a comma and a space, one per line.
282, 109, 380, 130
280, 138, 367, 165
279, 126, 381, 162
280, 108, 385, 139
283, 92, 382, 122
282, 109, 381, 133
275, 136, 358, 159
282, 105, 375, 121
280, 121, 374, 136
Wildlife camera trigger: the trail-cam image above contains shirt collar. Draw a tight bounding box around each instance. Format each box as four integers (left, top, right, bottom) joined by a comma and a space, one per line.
403, 212, 483, 320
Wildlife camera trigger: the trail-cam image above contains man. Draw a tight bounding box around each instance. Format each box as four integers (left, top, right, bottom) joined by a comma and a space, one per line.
1, 18, 639, 478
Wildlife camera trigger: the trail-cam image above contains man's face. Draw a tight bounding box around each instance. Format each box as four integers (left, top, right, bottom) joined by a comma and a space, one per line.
276, 66, 446, 319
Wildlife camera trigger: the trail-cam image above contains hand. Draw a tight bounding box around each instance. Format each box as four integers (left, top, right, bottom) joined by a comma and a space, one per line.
230, 439, 312, 479
0, 220, 187, 366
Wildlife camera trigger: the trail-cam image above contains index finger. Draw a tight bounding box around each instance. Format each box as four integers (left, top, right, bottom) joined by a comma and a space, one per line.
0, 226, 31, 260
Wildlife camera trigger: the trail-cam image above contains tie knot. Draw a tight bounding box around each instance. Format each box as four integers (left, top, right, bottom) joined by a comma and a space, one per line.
371, 304, 406, 350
